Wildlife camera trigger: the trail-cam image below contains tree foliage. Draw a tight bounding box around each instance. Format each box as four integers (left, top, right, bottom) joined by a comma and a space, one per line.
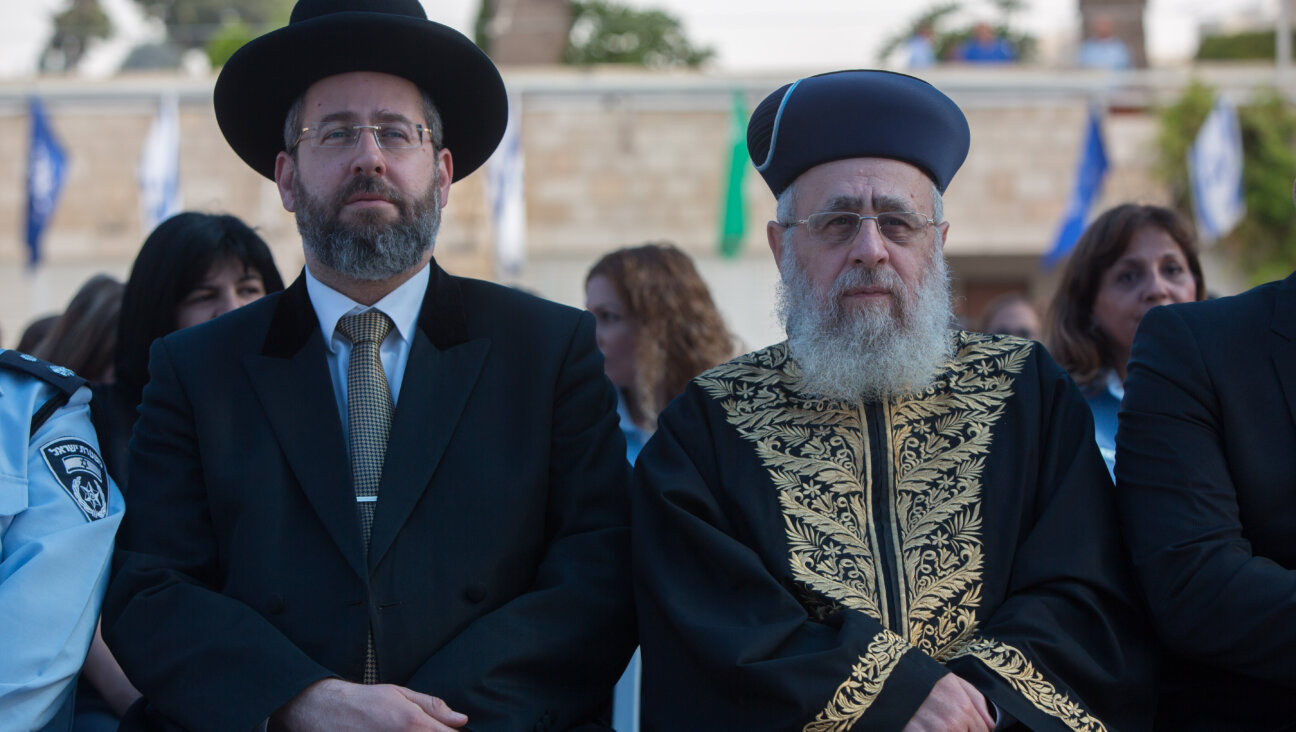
130, 0, 293, 52
1197, 30, 1290, 61
564, 0, 713, 68
1158, 82, 1296, 284
43, 0, 113, 72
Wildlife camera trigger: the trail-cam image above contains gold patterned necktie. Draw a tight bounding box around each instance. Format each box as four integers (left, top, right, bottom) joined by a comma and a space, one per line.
336, 310, 394, 685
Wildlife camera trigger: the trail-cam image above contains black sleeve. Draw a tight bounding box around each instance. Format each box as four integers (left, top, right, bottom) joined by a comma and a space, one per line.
103, 338, 334, 732
1117, 304, 1296, 688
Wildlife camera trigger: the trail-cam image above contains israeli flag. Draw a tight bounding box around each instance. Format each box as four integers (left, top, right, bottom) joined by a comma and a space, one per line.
1045, 107, 1108, 267
25, 98, 68, 267
488, 94, 526, 279
138, 93, 182, 234
1189, 98, 1245, 244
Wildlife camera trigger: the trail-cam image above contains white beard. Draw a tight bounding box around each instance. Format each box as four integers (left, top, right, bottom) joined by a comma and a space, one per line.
777, 243, 954, 403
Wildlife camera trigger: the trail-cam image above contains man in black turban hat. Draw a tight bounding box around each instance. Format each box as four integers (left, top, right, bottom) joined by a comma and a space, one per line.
631, 70, 1156, 731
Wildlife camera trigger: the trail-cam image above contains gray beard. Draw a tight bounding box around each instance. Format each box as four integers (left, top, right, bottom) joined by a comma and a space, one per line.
294, 172, 441, 281
777, 243, 954, 403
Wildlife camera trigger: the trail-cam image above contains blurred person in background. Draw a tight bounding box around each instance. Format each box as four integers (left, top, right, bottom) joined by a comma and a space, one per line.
17, 315, 61, 355
954, 21, 1017, 63
904, 22, 937, 69
1045, 203, 1204, 474
73, 212, 282, 732
31, 275, 124, 385
585, 242, 736, 463
977, 291, 1040, 340
1078, 13, 1132, 71
585, 242, 736, 731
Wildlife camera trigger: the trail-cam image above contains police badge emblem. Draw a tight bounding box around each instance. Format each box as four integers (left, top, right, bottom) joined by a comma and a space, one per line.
40, 438, 109, 521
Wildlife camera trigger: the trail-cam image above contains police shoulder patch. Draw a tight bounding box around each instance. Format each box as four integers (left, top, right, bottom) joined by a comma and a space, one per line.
40, 437, 109, 521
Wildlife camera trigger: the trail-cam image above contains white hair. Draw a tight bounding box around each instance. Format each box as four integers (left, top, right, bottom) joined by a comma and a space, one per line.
775, 176, 954, 403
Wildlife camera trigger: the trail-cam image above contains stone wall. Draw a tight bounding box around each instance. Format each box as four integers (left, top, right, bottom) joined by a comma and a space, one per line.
0, 66, 1265, 351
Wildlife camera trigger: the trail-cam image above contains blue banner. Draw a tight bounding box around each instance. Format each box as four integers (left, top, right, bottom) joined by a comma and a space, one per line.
1045, 108, 1109, 267
25, 98, 68, 267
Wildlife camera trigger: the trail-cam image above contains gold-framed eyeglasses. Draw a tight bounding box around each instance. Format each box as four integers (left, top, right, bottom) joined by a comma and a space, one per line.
294, 122, 432, 151
785, 211, 936, 245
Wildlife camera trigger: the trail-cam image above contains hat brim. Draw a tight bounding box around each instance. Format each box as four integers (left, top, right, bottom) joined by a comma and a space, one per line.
214, 11, 506, 182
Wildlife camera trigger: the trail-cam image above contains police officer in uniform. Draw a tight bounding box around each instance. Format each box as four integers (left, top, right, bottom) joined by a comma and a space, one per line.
0, 348, 123, 731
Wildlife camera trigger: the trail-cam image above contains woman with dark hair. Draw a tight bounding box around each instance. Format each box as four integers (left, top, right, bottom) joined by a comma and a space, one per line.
1045, 203, 1205, 473
76, 212, 283, 731
31, 274, 124, 383
585, 242, 736, 462
111, 212, 285, 433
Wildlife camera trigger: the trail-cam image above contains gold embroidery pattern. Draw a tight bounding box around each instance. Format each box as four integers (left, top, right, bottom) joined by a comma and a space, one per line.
697, 344, 880, 620
890, 334, 1028, 658
803, 630, 910, 732
947, 638, 1107, 732
698, 334, 1048, 726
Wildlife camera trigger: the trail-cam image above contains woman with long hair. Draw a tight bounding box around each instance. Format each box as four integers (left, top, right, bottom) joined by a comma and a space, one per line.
1045, 203, 1205, 473
31, 274, 124, 384
585, 242, 736, 462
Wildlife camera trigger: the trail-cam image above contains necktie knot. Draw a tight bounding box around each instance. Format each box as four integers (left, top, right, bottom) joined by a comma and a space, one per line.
338, 310, 394, 346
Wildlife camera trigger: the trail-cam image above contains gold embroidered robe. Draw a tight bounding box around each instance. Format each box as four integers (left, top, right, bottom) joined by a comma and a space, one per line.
632, 333, 1155, 731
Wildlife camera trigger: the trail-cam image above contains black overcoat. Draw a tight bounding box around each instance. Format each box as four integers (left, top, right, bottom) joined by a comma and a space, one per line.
1117, 272, 1296, 730
103, 262, 635, 732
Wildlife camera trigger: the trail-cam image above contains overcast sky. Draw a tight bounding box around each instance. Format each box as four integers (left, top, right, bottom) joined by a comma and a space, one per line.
0, 0, 1283, 78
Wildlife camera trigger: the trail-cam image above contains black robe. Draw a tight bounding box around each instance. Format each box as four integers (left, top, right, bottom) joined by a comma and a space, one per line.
632, 333, 1155, 731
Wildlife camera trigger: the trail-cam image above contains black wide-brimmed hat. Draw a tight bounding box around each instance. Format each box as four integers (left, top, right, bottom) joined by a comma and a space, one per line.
214, 0, 506, 182
747, 70, 970, 196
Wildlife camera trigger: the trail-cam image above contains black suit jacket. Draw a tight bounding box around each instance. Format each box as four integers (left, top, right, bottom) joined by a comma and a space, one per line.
1116, 273, 1296, 730
103, 263, 635, 732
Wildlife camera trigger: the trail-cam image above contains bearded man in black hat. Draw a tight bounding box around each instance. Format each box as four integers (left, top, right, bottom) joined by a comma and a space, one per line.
631, 70, 1155, 731
101, 2, 634, 731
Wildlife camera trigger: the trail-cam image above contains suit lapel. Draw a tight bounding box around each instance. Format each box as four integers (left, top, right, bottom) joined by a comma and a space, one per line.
368, 263, 489, 569
1269, 274, 1296, 428
245, 276, 367, 580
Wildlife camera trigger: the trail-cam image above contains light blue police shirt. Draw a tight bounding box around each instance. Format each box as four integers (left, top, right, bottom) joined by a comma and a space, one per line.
0, 350, 124, 731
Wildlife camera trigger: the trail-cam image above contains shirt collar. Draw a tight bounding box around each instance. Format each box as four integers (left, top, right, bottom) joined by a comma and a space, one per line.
305, 263, 429, 352
1104, 368, 1125, 401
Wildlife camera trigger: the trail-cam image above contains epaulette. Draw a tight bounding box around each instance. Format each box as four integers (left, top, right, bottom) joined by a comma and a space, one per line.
0, 350, 88, 438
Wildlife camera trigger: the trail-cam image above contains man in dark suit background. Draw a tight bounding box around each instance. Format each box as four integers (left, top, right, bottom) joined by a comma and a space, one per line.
1116, 186, 1296, 728
102, 2, 635, 730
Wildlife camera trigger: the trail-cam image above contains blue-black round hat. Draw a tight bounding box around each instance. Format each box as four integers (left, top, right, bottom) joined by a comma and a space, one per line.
747, 70, 970, 196
214, 0, 506, 182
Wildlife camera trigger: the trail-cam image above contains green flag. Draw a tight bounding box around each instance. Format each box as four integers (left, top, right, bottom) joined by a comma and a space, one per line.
719, 90, 747, 258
